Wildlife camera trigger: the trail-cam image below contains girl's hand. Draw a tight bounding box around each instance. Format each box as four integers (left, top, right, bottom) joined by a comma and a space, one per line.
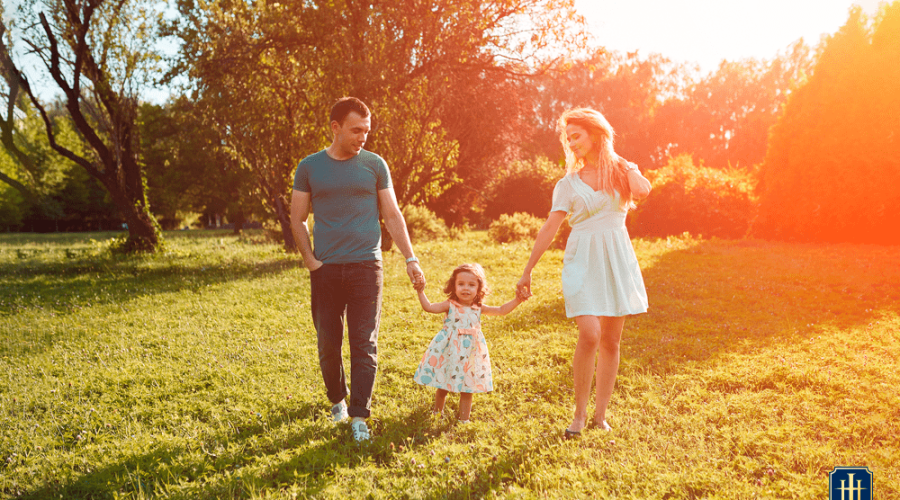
413, 279, 426, 292
516, 274, 533, 300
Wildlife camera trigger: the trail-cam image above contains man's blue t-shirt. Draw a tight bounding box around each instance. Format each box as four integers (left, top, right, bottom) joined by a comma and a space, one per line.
293, 149, 392, 264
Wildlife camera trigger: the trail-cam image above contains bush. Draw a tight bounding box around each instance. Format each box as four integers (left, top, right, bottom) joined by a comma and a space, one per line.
484, 157, 562, 220
630, 154, 758, 239
402, 204, 449, 242
488, 212, 543, 243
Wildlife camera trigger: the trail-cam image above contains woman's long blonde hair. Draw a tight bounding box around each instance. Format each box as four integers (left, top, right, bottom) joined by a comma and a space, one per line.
558, 107, 633, 210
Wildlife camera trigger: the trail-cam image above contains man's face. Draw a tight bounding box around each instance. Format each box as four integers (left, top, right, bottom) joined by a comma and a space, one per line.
332, 112, 371, 157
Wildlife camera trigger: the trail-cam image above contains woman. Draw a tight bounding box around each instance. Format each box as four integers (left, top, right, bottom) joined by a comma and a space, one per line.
516, 107, 651, 437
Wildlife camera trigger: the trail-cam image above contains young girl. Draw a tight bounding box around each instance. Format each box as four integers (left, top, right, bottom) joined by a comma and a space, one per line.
412, 263, 524, 423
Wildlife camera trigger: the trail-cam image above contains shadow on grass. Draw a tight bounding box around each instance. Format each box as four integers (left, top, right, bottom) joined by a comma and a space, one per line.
13, 404, 455, 499
619, 239, 900, 373
11, 395, 568, 499
0, 257, 301, 315
14, 403, 336, 500
493, 238, 900, 377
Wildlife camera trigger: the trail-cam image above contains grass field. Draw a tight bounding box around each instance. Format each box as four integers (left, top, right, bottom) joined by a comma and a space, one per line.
1, 230, 898, 499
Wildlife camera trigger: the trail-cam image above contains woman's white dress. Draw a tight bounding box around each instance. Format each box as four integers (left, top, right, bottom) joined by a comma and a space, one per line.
551, 173, 649, 318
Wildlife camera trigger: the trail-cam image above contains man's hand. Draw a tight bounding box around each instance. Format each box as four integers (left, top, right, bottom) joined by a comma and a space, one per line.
407, 262, 425, 289
307, 258, 324, 272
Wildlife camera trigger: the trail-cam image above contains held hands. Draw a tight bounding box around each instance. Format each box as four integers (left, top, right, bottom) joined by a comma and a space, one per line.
407, 261, 426, 291
516, 274, 533, 301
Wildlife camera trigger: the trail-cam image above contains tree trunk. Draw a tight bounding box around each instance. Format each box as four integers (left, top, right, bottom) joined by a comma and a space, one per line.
231, 209, 246, 235
101, 155, 160, 252
274, 194, 297, 252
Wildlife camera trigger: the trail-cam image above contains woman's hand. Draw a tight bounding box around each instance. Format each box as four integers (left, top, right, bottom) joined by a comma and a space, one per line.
516, 273, 533, 300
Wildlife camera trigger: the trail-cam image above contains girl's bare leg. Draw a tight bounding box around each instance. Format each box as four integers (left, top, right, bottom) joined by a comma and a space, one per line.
434, 389, 449, 413
593, 316, 625, 429
569, 316, 602, 432
458, 393, 474, 421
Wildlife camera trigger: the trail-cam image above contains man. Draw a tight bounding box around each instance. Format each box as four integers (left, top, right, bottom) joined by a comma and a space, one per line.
291, 97, 424, 442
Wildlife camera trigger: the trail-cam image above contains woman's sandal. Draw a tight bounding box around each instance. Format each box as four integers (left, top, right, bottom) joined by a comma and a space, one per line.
563, 428, 581, 439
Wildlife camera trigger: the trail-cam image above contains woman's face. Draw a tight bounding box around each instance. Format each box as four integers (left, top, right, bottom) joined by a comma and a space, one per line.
565, 123, 595, 159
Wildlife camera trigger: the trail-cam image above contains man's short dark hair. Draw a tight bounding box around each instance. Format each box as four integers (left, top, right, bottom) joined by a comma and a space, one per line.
330, 97, 370, 125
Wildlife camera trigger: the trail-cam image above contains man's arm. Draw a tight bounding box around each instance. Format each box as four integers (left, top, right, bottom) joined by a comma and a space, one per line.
290, 189, 323, 271
377, 187, 424, 285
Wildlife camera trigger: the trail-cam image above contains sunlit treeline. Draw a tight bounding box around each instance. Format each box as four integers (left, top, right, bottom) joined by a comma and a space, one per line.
1, 0, 898, 247
754, 3, 900, 244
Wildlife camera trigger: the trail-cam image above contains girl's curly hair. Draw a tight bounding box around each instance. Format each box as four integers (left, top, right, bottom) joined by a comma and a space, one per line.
442, 263, 491, 306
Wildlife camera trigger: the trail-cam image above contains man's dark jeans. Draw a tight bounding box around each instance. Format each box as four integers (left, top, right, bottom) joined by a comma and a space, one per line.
309, 260, 383, 419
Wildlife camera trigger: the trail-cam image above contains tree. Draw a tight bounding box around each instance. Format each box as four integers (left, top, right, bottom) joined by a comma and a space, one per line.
168, 0, 588, 250
0, 93, 117, 232
0, 0, 165, 250
653, 41, 813, 171
753, 3, 900, 244
139, 98, 257, 231
427, 62, 539, 226
524, 49, 687, 171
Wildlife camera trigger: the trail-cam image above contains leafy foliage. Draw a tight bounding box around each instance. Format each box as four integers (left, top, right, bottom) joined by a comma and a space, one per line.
487, 212, 544, 243
139, 99, 258, 231
753, 3, 900, 244
167, 0, 588, 250
631, 154, 758, 238
0, 102, 117, 231
525, 49, 685, 170
483, 156, 563, 221
401, 204, 449, 243
523, 46, 812, 175
654, 42, 814, 170
0, 0, 166, 251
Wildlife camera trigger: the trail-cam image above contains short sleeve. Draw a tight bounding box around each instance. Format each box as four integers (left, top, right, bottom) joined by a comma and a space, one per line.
293, 160, 310, 192
373, 154, 392, 191
550, 177, 573, 214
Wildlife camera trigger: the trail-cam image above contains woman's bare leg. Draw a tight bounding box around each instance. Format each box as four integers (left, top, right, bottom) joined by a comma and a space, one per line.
569, 316, 602, 432
593, 316, 625, 429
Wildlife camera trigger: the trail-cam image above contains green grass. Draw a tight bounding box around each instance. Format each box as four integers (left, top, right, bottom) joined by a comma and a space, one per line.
1, 230, 898, 499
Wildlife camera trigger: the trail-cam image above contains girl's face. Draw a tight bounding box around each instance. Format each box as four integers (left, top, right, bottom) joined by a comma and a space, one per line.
565, 123, 595, 159
453, 271, 481, 305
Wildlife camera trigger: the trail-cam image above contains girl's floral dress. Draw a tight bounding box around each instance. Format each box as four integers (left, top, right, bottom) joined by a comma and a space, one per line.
413, 300, 493, 393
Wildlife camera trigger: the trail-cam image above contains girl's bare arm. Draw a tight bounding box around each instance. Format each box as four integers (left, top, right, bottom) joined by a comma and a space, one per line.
481, 296, 524, 316
417, 289, 450, 314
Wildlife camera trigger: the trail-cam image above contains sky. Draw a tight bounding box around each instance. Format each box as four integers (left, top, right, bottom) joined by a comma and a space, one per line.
574, 0, 885, 73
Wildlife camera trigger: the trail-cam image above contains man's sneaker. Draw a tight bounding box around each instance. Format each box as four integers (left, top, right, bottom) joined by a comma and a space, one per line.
351, 420, 370, 442
331, 401, 348, 422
